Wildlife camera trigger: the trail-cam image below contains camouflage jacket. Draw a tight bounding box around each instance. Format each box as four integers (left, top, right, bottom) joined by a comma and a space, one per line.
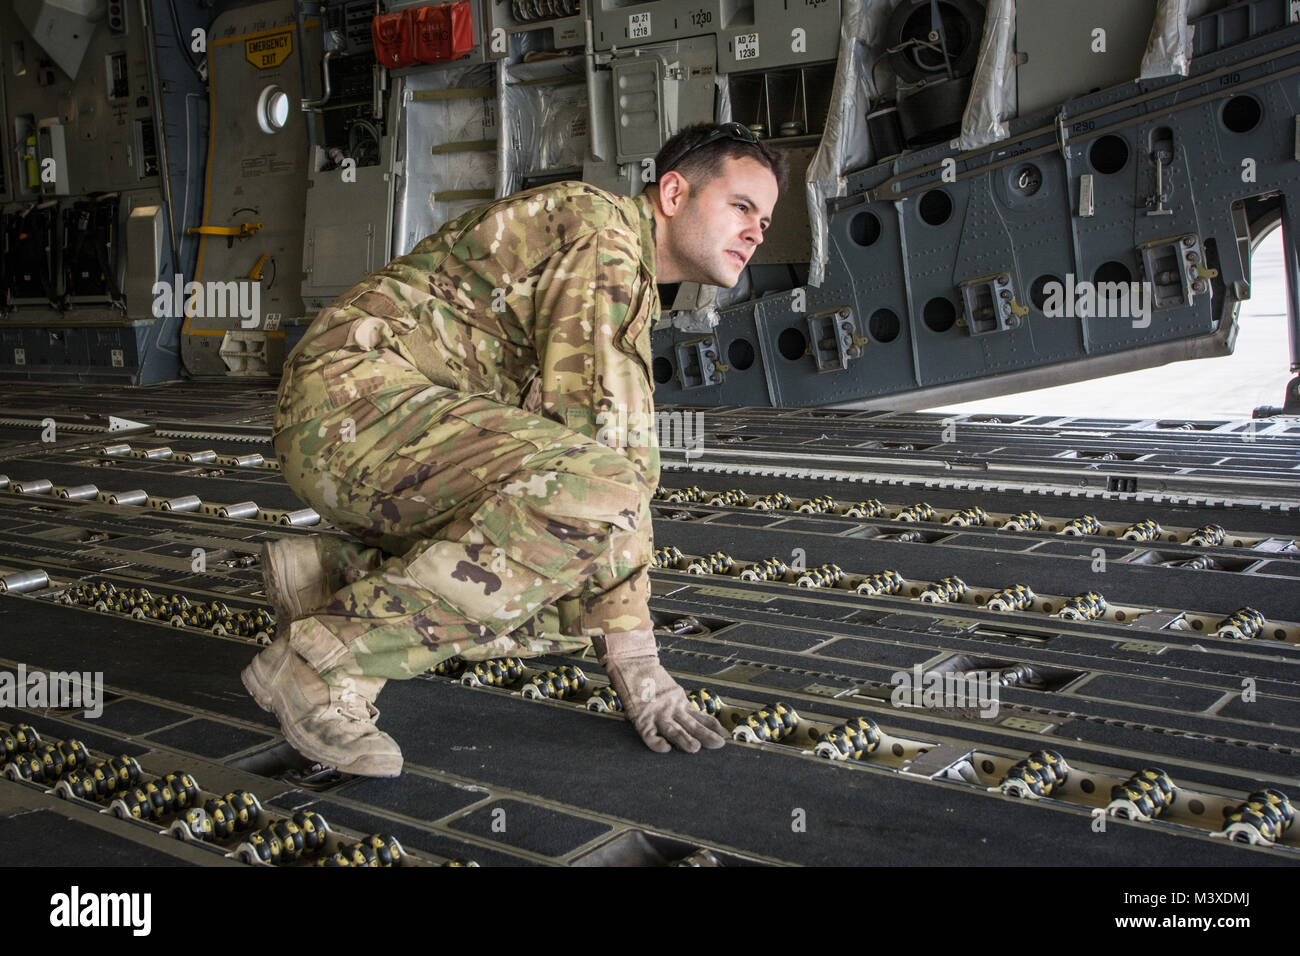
281, 181, 661, 485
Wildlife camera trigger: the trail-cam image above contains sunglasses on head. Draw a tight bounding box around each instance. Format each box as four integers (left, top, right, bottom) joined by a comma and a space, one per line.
657, 122, 761, 177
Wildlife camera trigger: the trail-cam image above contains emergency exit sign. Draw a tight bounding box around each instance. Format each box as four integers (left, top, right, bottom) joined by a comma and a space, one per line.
245, 32, 292, 69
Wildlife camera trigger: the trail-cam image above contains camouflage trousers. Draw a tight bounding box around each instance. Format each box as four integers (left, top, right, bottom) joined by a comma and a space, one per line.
272, 353, 654, 682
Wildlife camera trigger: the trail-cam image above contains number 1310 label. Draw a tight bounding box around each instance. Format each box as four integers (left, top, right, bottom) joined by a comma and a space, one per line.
735, 32, 759, 60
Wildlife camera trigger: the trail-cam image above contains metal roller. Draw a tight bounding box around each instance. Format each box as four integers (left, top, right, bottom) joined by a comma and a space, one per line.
896, 502, 936, 523
217, 500, 260, 519
360, 833, 404, 867
461, 657, 526, 688
653, 545, 684, 569
1058, 591, 1107, 621
141, 447, 173, 460
750, 492, 793, 511
0, 476, 7, 488
687, 688, 724, 716
856, 569, 905, 596
796, 563, 844, 588
269, 819, 307, 862
105, 755, 143, 789
55, 770, 97, 802
739, 556, 788, 581
240, 829, 283, 865
11, 723, 41, 753
431, 656, 466, 678
946, 506, 989, 527
797, 495, 836, 514
58, 484, 99, 499
1107, 768, 1176, 821
163, 771, 201, 808
587, 686, 623, 713
656, 485, 705, 504
920, 576, 966, 604
0, 569, 49, 593
56, 739, 89, 771
1216, 607, 1265, 640
522, 664, 587, 700
998, 749, 1069, 798
172, 807, 215, 841
160, 495, 202, 512
733, 702, 799, 744
233, 453, 265, 467
1220, 789, 1294, 844
293, 811, 329, 852
674, 849, 723, 867
204, 798, 239, 839
1187, 524, 1227, 546
1001, 511, 1043, 532
277, 508, 321, 527
987, 584, 1036, 612
6, 752, 45, 781
13, 478, 53, 494
178, 450, 217, 463
706, 489, 748, 506
100, 444, 132, 456
686, 551, 734, 575
107, 489, 148, 506
1061, 514, 1102, 536
221, 790, 262, 829
34, 743, 65, 780
842, 499, 886, 518
1121, 519, 1162, 541
813, 716, 882, 760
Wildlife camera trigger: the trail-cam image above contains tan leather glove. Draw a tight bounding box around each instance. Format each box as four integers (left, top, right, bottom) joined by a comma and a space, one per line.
594, 629, 727, 753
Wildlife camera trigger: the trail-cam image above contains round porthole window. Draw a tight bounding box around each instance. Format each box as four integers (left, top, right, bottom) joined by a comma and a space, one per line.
257, 85, 291, 134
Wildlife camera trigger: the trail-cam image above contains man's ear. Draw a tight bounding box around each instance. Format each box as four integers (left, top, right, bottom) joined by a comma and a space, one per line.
657, 170, 689, 216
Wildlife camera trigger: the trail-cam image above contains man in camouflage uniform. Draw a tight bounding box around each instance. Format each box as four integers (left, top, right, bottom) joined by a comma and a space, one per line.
243, 123, 785, 776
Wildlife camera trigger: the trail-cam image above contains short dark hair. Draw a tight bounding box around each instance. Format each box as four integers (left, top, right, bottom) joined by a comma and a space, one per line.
653, 122, 789, 194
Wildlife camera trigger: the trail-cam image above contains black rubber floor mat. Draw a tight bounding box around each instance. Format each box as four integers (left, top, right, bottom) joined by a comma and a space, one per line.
94, 699, 193, 735
0, 810, 196, 866
145, 719, 274, 760
335, 773, 490, 822
445, 798, 612, 857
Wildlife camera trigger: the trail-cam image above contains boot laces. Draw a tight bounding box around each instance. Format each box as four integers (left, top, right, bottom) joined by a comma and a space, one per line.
334, 682, 378, 722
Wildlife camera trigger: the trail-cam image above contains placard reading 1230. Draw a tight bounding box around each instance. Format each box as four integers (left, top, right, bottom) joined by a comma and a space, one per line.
628, 11, 651, 39
735, 32, 759, 61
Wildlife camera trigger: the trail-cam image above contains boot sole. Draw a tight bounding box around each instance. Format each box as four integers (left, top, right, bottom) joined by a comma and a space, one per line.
240, 654, 402, 778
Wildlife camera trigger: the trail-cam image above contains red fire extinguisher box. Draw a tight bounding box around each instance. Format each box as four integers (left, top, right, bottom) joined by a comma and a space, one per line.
374, 2, 473, 69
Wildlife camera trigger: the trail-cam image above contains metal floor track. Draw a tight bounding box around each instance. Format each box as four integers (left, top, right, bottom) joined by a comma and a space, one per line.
0, 385, 1297, 867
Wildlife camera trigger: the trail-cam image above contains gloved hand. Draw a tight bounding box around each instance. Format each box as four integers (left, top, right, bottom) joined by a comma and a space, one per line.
595, 629, 727, 753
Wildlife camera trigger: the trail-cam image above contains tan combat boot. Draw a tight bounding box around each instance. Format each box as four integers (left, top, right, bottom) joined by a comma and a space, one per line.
241, 639, 403, 777
262, 537, 334, 622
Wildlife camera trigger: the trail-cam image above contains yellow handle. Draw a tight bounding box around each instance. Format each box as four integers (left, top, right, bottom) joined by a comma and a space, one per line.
187, 222, 263, 239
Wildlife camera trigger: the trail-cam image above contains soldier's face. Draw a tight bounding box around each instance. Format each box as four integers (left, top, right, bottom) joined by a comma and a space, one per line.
670, 156, 778, 288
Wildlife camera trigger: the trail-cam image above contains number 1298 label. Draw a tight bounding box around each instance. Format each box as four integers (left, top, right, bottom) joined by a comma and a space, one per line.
629, 11, 651, 39
735, 32, 759, 60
